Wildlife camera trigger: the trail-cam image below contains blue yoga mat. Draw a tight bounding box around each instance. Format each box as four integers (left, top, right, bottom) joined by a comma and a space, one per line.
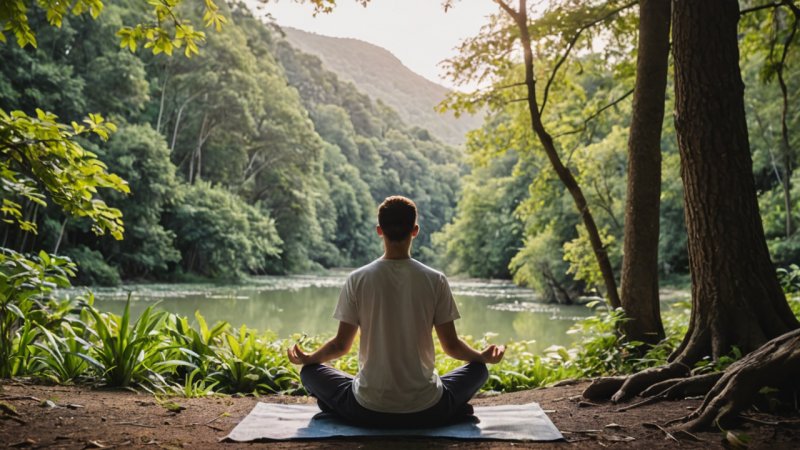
224, 402, 563, 441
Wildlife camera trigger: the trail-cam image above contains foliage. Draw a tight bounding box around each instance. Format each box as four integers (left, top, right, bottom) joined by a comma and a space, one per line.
64, 246, 121, 286
98, 124, 180, 277
0, 249, 74, 377
0, 108, 127, 238
33, 323, 91, 383
165, 182, 282, 278
79, 298, 173, 388
435, 149, 525, 279
0, 0, 224, 56
776, 264, 800, 293
208, 325, 299, 395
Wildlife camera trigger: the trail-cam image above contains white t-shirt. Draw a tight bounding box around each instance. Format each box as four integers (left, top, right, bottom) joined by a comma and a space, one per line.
333, 258, 460, 413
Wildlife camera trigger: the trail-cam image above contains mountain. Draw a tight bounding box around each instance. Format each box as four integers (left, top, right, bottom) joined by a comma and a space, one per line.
280, 26, 482, 146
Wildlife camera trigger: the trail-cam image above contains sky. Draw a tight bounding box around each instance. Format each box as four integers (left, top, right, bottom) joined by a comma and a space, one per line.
249, 0, 499, 90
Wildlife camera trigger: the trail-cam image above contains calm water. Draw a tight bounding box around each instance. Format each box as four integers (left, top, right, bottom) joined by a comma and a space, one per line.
66, 274, 595, 353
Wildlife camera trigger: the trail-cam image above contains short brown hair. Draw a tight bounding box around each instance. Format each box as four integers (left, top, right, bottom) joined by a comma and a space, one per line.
378, 196, 417, 241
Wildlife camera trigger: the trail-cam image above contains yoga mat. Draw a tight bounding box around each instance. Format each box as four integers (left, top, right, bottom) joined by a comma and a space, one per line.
224, 402, 563, 442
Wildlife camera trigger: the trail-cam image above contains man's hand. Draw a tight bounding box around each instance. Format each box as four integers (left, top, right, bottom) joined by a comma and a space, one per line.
287, 343, 312, 365
480, 344, 506, 364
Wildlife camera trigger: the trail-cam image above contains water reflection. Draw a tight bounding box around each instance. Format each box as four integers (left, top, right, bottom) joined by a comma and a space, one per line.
71, 275, 594, 354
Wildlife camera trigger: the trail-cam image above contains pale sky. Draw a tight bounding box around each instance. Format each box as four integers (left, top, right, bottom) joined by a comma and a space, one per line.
250, 0, 499, 90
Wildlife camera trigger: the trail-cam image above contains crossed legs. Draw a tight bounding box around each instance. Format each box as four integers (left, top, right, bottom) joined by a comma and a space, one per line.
300, 362, 488, 427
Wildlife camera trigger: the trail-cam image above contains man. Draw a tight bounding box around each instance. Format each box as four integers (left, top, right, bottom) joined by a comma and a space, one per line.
287, 195, 505, 427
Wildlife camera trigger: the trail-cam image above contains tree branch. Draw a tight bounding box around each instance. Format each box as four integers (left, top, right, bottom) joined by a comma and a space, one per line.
740, 0, 799, 16
539, 1, 639, 115
553, 88, 634, 139
492, 0, 520, 21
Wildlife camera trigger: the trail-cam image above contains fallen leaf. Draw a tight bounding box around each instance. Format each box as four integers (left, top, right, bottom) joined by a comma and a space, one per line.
723, 430, 749, 449
0, 401, 18, 415
604, 423, 622, 429
84, 440, 108, 449
604, 434, 635, 442
39, 399, 57, 409
160, 401, 186, 413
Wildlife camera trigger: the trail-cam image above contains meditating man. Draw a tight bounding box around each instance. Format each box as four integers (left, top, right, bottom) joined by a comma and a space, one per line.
287, 195, 505, 427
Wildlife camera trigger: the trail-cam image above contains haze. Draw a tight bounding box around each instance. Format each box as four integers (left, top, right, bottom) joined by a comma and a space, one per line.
251, 0, 498, 90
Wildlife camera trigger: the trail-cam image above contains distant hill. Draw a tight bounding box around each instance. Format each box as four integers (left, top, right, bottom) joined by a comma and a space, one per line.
280, 27, 482, 146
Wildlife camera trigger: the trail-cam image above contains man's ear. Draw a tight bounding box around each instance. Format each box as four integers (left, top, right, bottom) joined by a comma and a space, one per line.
376, 225, 383, 237
411, 224, 420, 237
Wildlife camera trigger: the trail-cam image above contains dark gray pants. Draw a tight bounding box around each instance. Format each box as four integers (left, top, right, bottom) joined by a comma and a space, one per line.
300, 362, 489, 428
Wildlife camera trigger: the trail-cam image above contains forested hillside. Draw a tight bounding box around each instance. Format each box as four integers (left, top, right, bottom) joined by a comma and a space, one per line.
281, 27, 483, 146
0, 1, 460, 284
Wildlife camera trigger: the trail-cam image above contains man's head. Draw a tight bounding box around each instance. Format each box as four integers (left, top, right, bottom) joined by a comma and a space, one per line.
377, 196, 418, 242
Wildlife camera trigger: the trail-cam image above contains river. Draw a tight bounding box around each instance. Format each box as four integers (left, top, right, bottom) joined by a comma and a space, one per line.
67, 273, 596, 354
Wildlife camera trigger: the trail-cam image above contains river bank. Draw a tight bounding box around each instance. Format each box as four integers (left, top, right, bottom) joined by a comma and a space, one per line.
2, 380, 797, 448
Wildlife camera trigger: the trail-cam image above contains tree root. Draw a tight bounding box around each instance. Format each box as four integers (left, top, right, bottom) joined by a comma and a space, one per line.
582, 330, 800, 431
615, 372, 723, 412
679, 329, 800, 431
640, 372, 722, 398
582, 376, 626, 401
582, 362, 691, 403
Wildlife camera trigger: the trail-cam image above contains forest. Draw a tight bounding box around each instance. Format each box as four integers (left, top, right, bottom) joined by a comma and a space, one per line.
0, 0, 461, 283
1, 0, 800, 442
2, 0, 799, 303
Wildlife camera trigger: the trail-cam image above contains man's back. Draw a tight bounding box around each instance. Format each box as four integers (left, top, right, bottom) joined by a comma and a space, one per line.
334, 258, 460, 413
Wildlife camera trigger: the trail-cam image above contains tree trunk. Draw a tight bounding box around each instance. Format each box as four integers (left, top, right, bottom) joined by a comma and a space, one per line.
498, 0, 622, 309
672, 0, 798, 362
586, 0, 800, 406
619, 0, 670, 345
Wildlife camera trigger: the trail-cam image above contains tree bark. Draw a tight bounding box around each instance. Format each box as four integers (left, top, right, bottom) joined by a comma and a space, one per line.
619, 0, 670, 345
672, 0, 798, 362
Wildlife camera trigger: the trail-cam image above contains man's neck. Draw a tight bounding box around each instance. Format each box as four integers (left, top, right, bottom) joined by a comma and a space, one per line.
382, 241, 412, 260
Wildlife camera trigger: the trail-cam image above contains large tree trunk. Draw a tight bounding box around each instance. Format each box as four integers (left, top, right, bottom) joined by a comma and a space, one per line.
585, 0, 800, 408
619, 0, 670, 345
672, 0, 797, 362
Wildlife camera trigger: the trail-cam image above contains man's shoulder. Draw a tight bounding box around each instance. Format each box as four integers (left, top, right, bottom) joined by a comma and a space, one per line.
345, 258, 448, 280
408, 259, 447, 278
345, 259, 381, 281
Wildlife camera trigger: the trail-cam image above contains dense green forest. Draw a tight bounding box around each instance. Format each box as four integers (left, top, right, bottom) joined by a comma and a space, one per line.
2, 1, 798, 299
0, 1, 460, 284
433, 5, 800, 302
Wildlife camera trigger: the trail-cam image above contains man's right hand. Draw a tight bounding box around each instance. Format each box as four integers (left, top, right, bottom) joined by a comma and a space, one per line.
287, 343, 312, 365
480, 344, 506, 364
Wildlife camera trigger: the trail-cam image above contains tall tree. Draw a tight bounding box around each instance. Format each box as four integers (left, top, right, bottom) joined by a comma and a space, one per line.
585, 0, 800, 429
619, 0, 670, 344
492, 0, 623, 309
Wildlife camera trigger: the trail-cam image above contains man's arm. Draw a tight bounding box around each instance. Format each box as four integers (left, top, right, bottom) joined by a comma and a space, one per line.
287, 321, 358, 366
435, 321, 505, 364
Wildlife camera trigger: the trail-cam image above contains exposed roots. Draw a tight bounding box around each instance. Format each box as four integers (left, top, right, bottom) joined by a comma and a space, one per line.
581, 362, 691, 403
582, 376, 626, 401
582, 330, 800, 431
640, 372, 723, 399
680, 329, 800, 431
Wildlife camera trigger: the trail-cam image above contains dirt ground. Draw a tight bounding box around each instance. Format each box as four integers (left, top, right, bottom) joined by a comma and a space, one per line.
1, 380, 798, 449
